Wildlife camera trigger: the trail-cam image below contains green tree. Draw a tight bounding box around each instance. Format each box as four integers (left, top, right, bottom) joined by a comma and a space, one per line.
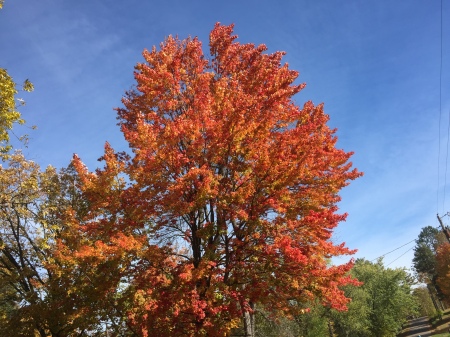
412, 286, 436, 317
412, 226, 447, 310
333, 259, 418, 337
412, 226, 439, 276
332, 282, 371, 337
234, 300, 328, 337
293, 301, 330, 337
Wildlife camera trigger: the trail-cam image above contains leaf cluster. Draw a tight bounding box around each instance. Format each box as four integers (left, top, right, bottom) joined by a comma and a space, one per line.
0, 68, 34, 157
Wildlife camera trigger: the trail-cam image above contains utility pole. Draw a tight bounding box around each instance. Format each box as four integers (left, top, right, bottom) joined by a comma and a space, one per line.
436, 214, 450, 243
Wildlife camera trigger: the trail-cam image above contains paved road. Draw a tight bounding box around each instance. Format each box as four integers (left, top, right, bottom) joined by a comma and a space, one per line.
397, 316, 433, 337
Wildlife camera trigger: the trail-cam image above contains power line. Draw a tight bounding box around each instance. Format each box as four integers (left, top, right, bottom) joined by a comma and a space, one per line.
386, 247, 415, 267
438, 0, 444, 213
443, 110, 450, 211
373, 224, 444, 266
370, 239, 416, 262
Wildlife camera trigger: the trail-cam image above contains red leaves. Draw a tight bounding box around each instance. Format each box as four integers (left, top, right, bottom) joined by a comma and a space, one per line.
69, 23, 362, 336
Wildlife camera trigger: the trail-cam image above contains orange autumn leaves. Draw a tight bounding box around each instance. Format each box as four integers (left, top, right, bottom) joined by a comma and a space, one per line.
436, 242, 450, 300
65, 23, 361, 336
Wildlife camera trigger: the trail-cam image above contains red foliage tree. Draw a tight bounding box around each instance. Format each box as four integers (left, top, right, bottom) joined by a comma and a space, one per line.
436, 242, 450, 302
71, 23, 362, 336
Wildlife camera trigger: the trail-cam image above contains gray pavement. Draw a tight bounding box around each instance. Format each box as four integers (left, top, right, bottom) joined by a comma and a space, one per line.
397, 316, 433, 337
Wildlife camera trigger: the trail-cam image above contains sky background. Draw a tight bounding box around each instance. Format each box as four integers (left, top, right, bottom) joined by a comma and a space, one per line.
1, 0, 449, 271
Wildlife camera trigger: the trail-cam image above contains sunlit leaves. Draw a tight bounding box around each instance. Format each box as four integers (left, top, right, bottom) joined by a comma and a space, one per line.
436, 242, 450, 302
0, 69, 34, 156
71, 23, 362, 336
332, 259, 418, 337
0, 153, 111, 336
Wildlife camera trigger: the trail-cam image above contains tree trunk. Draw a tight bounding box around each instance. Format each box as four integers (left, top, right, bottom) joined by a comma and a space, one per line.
428, 283, 445, 311
243, 302, 255, 337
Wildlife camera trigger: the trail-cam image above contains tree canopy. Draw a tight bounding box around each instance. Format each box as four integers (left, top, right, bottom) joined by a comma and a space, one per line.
67, 23, 362, 336
0, 23, 364, 336
436, 242, 450, 302
0, 154, 110, 336
334, 259, 417, 337
411, 225, 450, 313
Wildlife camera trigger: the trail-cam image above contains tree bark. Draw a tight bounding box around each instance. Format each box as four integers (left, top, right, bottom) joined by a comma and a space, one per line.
243, 302, 255, 337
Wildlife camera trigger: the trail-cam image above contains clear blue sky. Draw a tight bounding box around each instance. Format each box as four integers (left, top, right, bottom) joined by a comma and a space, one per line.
1, 0, 449, 271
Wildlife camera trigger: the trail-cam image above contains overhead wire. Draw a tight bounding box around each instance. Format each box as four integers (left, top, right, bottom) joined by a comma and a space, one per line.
372, 225, 442, 266
370, 239, 416, 262
383, 1, 446, 269
443, 106, 449, 211
438, 0, 444, 213
386, 247, 415, 267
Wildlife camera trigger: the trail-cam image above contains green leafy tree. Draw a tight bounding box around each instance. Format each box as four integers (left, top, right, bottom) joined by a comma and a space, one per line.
234, 300, 328, 337
333, 259, 418, 337
332, 282, 371, 337
234, 259, 420, 337
412, 226, 447, 311
412, 286, 436, 317
293, 301, 330, 337
413, 243, 437, 277
412, 226, 446, 278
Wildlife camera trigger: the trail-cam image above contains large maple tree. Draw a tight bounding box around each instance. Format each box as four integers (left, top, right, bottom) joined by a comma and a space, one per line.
71, 23, 361, 336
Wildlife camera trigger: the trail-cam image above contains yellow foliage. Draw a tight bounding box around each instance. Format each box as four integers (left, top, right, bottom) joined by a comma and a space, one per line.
0, 68, 34, 156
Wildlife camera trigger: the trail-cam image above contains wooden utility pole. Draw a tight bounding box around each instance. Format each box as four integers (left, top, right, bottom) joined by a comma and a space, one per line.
436, 214, 450, 243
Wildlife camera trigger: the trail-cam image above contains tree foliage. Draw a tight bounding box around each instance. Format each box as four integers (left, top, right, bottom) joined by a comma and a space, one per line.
412, 226, 447, 278
242, 259, 419, 337
0, 154, 111, 336
412, 286, 436, 317
413, 226, 438, 284
0, 68, 34, 156
332, 259, 418, 337
436, 242, 450, 303
0, 55, 122, 334
0, 152, 59, 335
66, 23, 361, 336
412, 225, 449, 311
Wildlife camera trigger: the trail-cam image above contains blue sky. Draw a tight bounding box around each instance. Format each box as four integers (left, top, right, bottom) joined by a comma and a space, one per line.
1, 0, 449, 271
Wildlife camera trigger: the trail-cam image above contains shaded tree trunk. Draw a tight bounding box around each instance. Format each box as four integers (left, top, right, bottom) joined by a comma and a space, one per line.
428, 283, 445, 311
243, 302, 255, 337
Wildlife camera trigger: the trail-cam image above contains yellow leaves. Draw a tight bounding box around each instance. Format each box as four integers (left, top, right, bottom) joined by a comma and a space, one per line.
133, 289, 148, 307
0, 69, 34, 156
22, 79, 34, 92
